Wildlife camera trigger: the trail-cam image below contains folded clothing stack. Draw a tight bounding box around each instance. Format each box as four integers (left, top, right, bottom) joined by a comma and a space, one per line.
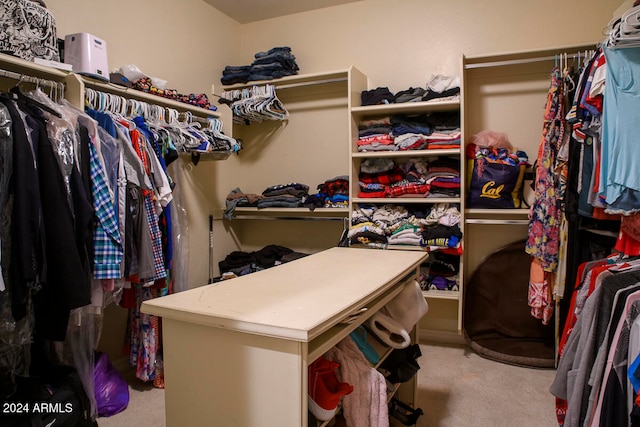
303, 176, 349, 210
360, 74, 460, 106
357, 157, 460, 199
258, 182, 309, 209
419, 251, 460, 292
218, 244, 308, 277
357, 111, 460, 153
349, 203, 464, 251
221, 46, 299, 85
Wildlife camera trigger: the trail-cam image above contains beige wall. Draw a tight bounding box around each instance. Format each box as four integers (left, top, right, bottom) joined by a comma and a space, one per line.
239, 0, 620, 92
48, 0, 239, 97
47, 0, 624, 286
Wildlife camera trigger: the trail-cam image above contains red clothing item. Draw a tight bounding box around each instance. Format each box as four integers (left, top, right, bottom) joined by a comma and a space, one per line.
615, 230, 640, 257
357, 190, 386, 198
357, 134, 394, 146
359, 168, 404, 185
117, 120, 152, 197
427, 143, 461, 149
385, 183, 430, 197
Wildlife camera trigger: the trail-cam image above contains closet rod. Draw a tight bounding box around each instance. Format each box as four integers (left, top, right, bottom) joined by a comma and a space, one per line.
465, 219, 529, 225
464, 54, 578, 69
86, 87, 217, 125
273, 77, 348, 90
0, 67, 63, 88
230, 215, 345, 222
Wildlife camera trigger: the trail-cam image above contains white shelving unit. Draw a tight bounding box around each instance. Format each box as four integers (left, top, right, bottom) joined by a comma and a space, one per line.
219, 68, 366, 253
0, 52, 83, 106
348, 88, 465, 336
461, 43, 596, 282
0, 52, 229, 129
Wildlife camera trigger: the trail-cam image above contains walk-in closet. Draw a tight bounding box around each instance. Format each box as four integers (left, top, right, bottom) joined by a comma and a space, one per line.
0, 0, 637, 426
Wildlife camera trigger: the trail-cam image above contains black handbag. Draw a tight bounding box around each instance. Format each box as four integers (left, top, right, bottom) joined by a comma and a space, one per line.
0, 0, 60, 61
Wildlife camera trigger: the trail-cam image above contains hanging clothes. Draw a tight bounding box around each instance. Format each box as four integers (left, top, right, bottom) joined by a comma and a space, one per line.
0, 83, 190, 408
525, 67, 567, 325
599, 46, 640, 212
0, 89, 101, 419
550, 257, 640, 427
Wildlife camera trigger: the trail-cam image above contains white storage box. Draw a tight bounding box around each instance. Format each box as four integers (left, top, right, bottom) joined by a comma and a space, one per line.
64, 33, 109, 81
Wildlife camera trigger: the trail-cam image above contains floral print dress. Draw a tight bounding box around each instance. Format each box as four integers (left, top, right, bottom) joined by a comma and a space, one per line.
525, 69, 566, 324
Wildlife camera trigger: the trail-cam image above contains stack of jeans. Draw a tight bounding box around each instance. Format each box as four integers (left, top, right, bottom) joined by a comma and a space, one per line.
221, 65, 251, 85
249, 46, 299, 81
220, 46, 299, 85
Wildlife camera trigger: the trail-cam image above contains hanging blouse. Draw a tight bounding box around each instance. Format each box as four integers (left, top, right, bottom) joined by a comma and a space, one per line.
600, 46, 640, 211
525, 68, 566, 272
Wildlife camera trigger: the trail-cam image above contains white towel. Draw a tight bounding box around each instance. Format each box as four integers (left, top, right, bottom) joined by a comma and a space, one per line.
384, 280, 429, 332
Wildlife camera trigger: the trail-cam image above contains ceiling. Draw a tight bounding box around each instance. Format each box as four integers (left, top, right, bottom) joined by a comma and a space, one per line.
203, 0, 364, 23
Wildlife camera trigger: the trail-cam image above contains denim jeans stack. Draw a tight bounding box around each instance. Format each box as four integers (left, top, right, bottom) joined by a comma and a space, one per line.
220, 65, 251, 85
221, 46, 299, 85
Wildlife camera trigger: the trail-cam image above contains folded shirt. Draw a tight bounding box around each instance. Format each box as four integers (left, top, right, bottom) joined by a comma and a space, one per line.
262, 182, 309, 198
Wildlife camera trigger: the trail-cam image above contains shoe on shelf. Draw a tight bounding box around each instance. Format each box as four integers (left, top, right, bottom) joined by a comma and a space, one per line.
350, 326, 381, 365
308, 356, 354, 421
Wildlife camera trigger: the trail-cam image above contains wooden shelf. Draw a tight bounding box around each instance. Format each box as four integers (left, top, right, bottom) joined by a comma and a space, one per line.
463, 43, 598, 70
352, 197, 460, 204
350, 99, 460, 116
385, 245, 428, 252
229, 207, 349, 220
352, 148, 461, 158
465, 208, 529, 216
221, 69, 351, 91
349, 74, 463, 337
464, 208, 529, 225
422, 290, 460, 301
82, 76, 221, 118
0, 52, 69, 79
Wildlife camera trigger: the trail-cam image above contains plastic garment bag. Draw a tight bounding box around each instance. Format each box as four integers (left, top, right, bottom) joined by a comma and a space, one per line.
166, 159, 190, 294
47, 305, 99, 419
26, 88, 78, 205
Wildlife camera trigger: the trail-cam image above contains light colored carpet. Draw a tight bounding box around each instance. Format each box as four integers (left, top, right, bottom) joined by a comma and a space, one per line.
98, 342, 558, 427
416, 343, 557, 427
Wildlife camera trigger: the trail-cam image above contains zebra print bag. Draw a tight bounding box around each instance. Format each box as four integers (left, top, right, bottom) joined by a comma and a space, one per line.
0, 0, 60, 61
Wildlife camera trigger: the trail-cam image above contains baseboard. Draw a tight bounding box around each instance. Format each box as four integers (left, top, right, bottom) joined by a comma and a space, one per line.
418, 328, 466, 345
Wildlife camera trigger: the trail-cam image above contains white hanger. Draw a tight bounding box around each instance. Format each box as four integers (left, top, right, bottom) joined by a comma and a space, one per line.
606, 5, 640, 48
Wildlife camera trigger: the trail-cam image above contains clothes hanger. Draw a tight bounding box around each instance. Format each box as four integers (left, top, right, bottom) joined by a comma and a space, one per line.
222, 84, 289, 124
201, 117, 241, 152
605, 5, 640, 48
10, 80, 63, 118
164, 107, 204, 151
562, 53, 576, 92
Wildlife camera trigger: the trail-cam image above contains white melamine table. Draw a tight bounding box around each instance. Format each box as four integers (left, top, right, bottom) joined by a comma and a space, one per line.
141, 247, 428, 427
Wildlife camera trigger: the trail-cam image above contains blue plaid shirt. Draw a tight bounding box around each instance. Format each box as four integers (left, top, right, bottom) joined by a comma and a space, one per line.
90, 142, 123, 279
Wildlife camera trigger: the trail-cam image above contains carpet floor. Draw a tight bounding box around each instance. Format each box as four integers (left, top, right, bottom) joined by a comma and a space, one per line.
97, 342, 558, 427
